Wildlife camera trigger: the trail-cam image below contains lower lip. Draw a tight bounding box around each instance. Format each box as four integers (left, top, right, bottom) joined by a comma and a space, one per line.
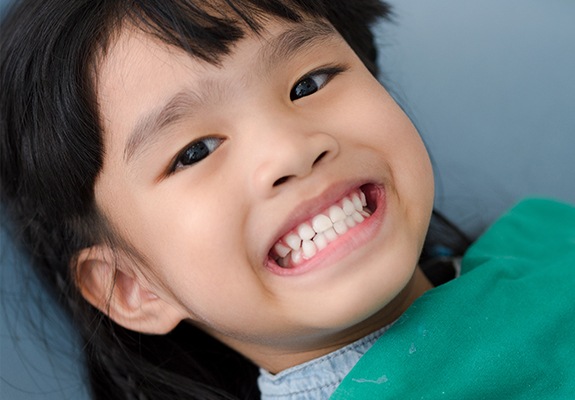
264, 184, 386, 276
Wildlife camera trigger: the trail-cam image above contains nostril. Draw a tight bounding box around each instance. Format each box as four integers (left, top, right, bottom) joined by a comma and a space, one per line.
313, 151, 328, 166
273, 151, 328, 187
273, 176, 290, 187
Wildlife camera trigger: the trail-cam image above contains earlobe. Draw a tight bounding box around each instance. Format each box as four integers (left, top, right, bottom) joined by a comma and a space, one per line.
74, 246, 185, 335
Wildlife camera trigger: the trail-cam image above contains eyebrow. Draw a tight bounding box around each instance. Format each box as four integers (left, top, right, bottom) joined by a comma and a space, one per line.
124, 89, 203, 163
257, 20, 337, 71
123, 20, 338, 164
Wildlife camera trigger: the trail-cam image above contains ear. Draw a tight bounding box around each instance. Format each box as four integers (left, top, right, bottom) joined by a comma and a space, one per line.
74, 245, 185, 335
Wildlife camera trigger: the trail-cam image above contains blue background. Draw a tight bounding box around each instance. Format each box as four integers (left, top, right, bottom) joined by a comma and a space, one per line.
1, 0, 574, 398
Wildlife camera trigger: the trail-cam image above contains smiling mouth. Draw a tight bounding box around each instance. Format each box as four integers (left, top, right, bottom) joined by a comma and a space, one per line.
269, 184, 378, 269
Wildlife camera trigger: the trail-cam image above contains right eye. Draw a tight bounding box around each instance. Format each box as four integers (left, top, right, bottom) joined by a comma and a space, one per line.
170, 137, 223, 172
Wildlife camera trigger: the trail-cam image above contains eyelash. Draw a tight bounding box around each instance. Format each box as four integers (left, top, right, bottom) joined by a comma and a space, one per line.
169, 136, 224, 173
290, 65, 347, 101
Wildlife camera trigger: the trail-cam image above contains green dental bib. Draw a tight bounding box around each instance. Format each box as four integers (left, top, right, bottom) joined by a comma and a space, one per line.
331, 198, 575, 399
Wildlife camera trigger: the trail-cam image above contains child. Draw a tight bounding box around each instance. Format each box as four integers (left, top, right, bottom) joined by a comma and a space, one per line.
1, 1, 573, 400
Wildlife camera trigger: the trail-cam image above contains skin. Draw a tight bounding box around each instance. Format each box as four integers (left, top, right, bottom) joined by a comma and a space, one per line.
88, 18, 435, 373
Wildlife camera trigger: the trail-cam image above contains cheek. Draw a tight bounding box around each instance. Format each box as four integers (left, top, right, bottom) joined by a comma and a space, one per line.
129, 189, 262, 315
346, 83, 434, 242
98, 175, 236, 279
335, 79, 434, 200
141, 193, 239, 271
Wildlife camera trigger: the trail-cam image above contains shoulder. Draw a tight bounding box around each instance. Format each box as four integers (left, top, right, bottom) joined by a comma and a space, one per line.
462, 198, 575, 273
332, 199, 575, 399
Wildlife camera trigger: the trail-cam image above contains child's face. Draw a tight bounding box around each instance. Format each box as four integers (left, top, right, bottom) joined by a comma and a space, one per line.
93, 18, 434, 370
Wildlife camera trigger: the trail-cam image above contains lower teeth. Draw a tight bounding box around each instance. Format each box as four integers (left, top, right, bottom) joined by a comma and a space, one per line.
274, 205, 372, 268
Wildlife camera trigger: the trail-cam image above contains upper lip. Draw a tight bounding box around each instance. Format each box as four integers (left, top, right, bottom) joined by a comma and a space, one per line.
262, 179, 375, 263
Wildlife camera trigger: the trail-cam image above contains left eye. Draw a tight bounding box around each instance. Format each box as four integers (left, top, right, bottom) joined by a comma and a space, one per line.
290, 66, 345, 101
170, 137, 223, 172
290, 73, 329, 100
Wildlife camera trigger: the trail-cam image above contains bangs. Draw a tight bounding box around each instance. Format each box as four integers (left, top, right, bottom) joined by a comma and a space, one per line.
105, 0, 389, 69
112, 0, 319, 64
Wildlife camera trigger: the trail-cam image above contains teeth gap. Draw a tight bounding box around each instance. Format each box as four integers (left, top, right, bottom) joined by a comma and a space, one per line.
360, 184, 377, 214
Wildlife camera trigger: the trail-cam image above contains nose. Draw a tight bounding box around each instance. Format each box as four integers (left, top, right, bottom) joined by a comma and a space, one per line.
250, 123, 339, 197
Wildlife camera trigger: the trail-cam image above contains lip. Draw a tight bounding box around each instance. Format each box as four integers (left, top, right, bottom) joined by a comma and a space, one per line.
264, 181, 386, 276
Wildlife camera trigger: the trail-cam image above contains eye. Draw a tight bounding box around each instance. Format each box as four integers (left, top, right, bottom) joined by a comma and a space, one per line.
170, 137, 223, 172
290, 66, 347, 101
290, 73, 329, 100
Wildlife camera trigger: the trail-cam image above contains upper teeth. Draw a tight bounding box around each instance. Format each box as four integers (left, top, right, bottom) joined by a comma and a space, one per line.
272, 189, 370, 267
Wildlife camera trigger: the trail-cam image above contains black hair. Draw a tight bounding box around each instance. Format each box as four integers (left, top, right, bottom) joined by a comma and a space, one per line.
1, 1, 400, 399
